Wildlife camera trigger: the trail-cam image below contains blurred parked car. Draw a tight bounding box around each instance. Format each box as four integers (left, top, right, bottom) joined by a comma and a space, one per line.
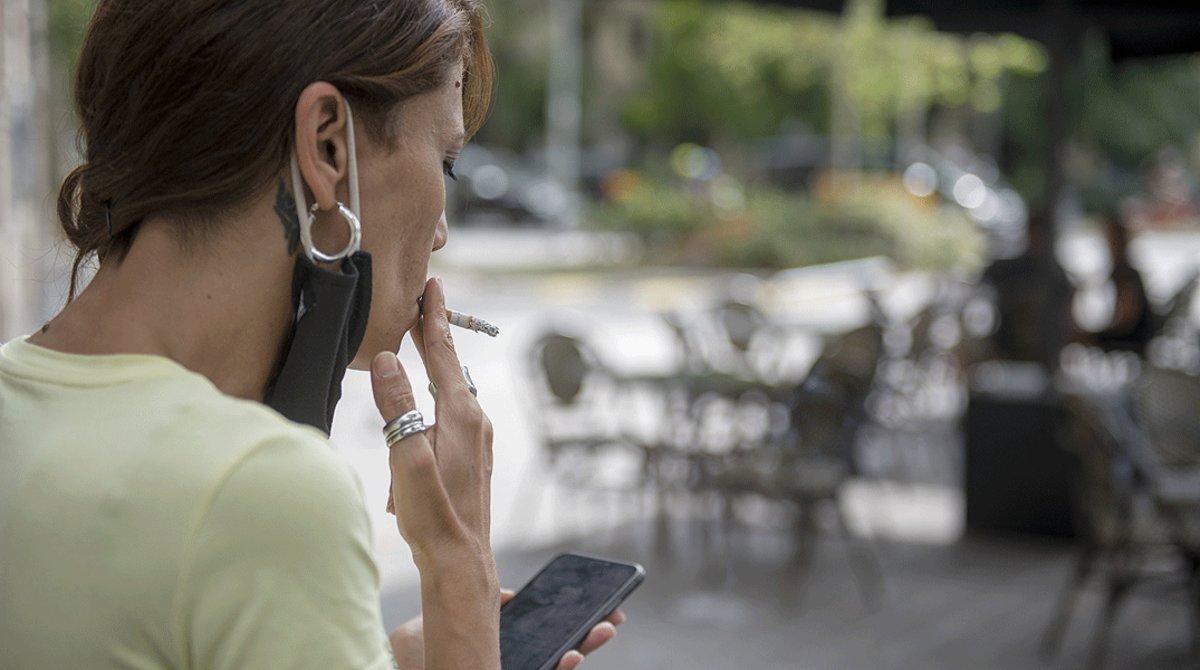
448, 145, 570, 226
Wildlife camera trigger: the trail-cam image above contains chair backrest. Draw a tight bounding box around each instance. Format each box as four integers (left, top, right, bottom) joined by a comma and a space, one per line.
713, 300, 766, 353
661, 311, 705, 373
529, 332, 595, 405
907, 306, 939, 359
823, 323, 885, 393
1134, 367, 1200, 469
1062, 393, 1136, 545
787, 322, 885, 466
1158, 270, 1198, 331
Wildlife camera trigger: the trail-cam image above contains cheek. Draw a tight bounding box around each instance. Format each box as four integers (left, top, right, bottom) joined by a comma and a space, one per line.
364, 163, 446, 307
399, 166, 445, 258
403, 158, 444, 230
366, 159, 445, 260
355, 160, 446, 353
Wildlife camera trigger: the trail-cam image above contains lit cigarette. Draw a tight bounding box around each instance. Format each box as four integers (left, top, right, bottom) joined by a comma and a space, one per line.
446, 309, 500, 337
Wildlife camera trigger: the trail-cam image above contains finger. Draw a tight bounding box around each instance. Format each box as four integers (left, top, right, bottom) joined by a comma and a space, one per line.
372, 351, 418, 421
556, 651, 584, 670
423, 423, 439, 456
500, 589, 516, 605
385, 426, 453, 541
606, 608, 626, 626
576, 622, 617, 656
413, 281, 489, 535
385, 483, 394, 515
418, 278, 471, 399
482, 413, 494, 535
409, 313, 428, 370
371, 352, 457, 539
411, 283, 433, 378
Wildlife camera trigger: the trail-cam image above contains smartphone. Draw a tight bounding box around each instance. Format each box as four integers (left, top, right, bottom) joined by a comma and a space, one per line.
500, 553, 645, 670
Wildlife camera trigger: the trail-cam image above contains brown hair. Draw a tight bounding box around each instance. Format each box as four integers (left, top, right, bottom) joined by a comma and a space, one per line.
58, 0, 493, 300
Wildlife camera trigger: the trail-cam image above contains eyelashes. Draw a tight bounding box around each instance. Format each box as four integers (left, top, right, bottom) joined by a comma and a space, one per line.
442, 160, 458, 181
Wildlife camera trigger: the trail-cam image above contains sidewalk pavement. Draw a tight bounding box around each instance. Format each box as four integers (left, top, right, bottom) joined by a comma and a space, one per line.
383, 520, 1193, 670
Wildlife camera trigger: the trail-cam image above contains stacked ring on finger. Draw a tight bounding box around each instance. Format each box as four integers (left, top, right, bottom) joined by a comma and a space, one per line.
383, 409, 429, 447
428, 365, 478, 399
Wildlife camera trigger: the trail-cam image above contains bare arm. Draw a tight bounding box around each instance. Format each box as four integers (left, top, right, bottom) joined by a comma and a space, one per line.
389, 616, 423, 669
415, 551, 500, 669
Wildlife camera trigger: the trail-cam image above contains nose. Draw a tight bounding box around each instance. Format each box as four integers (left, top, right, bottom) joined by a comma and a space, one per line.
432, 212, 449, 252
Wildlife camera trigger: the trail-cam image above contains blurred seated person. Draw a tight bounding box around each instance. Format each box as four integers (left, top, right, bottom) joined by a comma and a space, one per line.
1093, 213, 1155, 357
978, 214, 1075, 369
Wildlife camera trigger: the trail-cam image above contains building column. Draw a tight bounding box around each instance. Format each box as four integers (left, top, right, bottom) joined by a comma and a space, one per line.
0, 0, 52, 339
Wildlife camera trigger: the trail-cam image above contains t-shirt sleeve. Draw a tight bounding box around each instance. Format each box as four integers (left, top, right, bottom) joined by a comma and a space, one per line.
177, 433, 395, 670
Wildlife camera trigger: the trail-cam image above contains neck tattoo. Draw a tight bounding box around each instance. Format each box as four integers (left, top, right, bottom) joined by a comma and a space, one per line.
273, 178, 301, 255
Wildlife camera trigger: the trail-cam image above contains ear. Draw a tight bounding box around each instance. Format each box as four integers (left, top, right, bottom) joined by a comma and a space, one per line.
293, 81, 351, 211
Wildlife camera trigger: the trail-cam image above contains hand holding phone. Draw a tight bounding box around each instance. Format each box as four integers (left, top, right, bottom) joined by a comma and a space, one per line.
500, 553, 645, 670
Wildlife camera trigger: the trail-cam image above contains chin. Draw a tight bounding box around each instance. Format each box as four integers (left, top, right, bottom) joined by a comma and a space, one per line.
349, 333, 392, 372
349, 301, 420, 371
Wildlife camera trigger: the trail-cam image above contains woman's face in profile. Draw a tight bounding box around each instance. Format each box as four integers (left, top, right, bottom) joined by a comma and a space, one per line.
347, 63, 466, 367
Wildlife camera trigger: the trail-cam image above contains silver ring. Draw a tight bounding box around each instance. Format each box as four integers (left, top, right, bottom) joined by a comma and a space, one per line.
462, 367, 477, 396
386, 421, 427, 446
383, 409, 423, 436
428, 366, 478, 398
383, 409, 428, 447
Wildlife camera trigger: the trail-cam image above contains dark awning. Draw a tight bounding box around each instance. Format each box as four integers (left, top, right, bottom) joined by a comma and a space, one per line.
884, 1, 1200, 60
754, 1, 1200, 60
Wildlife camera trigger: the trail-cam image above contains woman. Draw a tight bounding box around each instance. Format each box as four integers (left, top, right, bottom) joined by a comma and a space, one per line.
0, 1, 622, 668
1093, 215, 1154, 356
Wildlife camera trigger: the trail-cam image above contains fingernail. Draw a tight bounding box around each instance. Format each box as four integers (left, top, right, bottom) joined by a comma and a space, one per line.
373, 351, 400, 378
435, 276, 443, 291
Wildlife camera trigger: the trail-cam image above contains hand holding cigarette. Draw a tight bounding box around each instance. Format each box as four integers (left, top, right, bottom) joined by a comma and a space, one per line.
371, 276, 499, 670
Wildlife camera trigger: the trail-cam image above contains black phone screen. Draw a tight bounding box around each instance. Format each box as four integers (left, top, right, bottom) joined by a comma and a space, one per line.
500, 554, 641, 670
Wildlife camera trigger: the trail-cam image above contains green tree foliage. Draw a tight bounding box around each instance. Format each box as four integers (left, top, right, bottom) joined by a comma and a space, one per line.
622, 1, 838, 142
623, 0, 1043, 146
1077, 42, 1200, 168
471, 0, 549, 150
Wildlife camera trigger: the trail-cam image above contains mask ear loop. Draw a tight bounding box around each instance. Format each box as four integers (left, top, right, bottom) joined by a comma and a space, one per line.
289, 98, 362, 263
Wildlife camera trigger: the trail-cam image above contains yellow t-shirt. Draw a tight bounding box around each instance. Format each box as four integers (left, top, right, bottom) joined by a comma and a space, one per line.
0, 335, 394, 669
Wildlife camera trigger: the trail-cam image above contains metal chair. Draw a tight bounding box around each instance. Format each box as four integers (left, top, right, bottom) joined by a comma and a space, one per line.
695, 321, 887, 604
520, 331, 646, 541
1041, 390, 1167, 666
1135, 368, 1200, 654
526, 332, 619, 458
710, 298, 794, 381
1043, 367, 1200, 665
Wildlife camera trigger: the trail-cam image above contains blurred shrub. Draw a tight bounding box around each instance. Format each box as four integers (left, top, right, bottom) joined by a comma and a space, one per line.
593, 171, 982, 271
600, 175, 706, 244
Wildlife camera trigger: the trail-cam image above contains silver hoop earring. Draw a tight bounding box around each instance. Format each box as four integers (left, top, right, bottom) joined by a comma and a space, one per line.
301, 201, 362, 263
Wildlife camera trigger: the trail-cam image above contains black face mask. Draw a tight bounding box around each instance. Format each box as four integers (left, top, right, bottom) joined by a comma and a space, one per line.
263, 251, 373, 434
